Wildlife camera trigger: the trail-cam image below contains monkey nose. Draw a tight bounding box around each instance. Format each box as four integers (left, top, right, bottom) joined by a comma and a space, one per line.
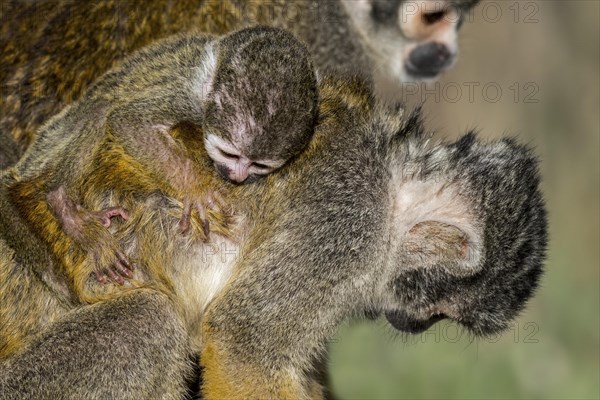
228, 164, 249, 183
406, 42, 453, 78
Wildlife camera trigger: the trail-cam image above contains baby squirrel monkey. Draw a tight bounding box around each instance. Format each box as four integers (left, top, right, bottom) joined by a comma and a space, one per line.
24, 26, 318, 286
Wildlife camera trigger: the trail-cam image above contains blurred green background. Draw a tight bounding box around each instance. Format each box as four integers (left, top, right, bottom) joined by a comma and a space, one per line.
328, 1, 600, 399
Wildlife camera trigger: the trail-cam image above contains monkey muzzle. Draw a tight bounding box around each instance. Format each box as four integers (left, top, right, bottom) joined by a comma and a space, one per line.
384, 310, 446, 334
215, 162, 263, 185
405, 42, 454, 79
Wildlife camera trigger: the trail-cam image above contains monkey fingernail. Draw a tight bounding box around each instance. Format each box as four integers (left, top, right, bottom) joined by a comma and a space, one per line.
94, 271, 108, 284
114, 262, 133, 279
179, 208, 191, 234
99, 207, 129, 227
116, 251, 133, 270
178, 219, 190, 234
106, 269, 124, 285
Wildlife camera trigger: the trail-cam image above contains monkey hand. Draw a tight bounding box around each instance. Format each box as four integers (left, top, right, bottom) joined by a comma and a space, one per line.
47, 187, 134, 285
178, 190, 230, 240
169, 156, 232, 240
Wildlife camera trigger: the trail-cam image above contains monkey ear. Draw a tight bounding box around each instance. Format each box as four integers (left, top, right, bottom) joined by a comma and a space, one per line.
394, 179, 484, 277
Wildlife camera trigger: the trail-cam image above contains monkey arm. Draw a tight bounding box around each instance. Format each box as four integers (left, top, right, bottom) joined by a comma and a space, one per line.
199, 206, 387, 400
200, 248, 344, 400
198, 190, 384, 399
11, 119, 230, 302
17, 89, 227, 293
105, 99, 229, 236
1, 94, 141, 299
106, 94, 206, 189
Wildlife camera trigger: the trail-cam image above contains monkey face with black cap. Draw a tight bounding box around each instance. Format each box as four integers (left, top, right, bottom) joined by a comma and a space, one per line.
377, 132, 546, 337
343, 0, 480, 84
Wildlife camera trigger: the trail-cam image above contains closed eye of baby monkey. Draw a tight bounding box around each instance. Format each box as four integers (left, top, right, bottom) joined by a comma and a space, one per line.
30, 26, 318, 286
204, 134, 287, 183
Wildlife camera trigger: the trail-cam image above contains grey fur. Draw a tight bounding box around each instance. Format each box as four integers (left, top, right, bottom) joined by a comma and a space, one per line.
0, 73, 546, 397
0, 290, 194, 400
0, 130, 19, 170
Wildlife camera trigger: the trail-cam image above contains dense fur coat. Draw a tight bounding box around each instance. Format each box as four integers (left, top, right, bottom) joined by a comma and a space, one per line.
0, 73, 546, 398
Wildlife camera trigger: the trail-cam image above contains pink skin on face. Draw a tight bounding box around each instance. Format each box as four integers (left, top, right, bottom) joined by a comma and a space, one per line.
204, 133, 285, 184
225, 158, 251, 182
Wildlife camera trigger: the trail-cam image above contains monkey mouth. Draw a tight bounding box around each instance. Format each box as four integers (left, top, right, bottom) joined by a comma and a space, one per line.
384, 310, 446, 334
404, 62, 450, 80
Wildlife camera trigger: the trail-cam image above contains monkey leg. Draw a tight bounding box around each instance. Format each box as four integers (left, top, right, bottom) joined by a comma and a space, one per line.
46, 185, 134, 284
0, 289, 194, 400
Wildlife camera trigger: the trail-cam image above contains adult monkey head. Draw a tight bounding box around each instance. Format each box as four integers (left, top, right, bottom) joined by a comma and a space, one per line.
343, 0, 480, 82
